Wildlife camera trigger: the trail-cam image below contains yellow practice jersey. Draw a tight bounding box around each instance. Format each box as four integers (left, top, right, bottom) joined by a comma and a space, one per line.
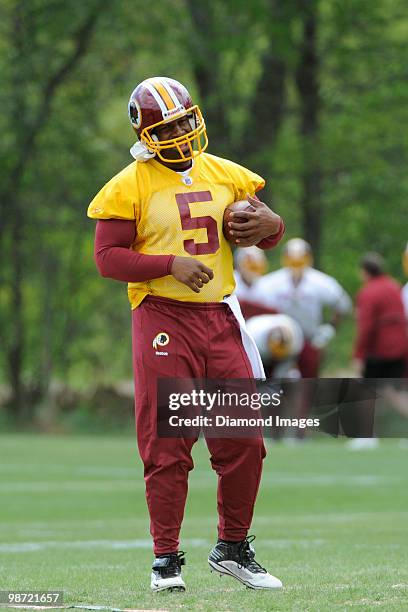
88, 152, 265, 308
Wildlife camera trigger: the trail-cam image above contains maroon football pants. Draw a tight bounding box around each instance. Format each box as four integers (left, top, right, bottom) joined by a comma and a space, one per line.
132, 295, 266, 555
297, 341, 321, 378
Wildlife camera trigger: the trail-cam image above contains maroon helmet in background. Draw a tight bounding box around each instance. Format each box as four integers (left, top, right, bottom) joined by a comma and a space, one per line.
128, 77, 208, 163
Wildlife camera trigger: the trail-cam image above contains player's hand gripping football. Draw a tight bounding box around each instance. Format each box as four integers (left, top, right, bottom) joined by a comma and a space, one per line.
171, 257, 214, 293
228, 194, 281, 247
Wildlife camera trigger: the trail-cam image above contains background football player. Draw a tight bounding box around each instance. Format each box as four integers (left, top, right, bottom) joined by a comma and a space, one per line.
253, 238, 351, 378
233, 246, 278, 319
246, 313, 305, 440
403, 242, 408, 319
246, 313, 304, 379
88, 77, 285, 592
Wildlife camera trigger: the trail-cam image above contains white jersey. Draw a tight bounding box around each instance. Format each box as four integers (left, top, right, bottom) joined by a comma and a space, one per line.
403, 282, 408, 317
233, 270, 262, 303
253, 267, 352, 340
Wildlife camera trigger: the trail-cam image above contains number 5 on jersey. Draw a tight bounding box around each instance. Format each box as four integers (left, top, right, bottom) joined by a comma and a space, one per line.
175, 191, 220, 256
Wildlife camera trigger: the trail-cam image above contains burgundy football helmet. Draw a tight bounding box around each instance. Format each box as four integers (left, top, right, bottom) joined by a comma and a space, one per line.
128, 77, 208, 163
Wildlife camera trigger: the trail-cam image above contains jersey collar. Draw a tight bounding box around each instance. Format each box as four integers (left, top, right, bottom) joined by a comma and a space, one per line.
150, 155, 201, 185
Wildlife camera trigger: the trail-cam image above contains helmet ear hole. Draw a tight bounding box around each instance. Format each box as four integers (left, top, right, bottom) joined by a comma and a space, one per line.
128, 100, 142, 130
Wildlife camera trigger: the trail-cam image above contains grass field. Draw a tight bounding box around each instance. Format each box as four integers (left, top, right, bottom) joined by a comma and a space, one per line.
0, 434, 407, 611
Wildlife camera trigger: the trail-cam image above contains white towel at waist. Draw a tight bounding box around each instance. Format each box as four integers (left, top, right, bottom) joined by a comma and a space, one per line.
223, 294, 266, 380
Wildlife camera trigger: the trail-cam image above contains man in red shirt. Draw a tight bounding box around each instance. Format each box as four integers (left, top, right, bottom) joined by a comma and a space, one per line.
353, 253, 408, 378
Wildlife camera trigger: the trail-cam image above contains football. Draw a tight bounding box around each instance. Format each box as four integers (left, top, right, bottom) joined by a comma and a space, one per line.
223, 200, 256, 243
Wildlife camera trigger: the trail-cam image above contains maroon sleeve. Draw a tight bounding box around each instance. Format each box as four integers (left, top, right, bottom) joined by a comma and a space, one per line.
257, 218, 285, 250
354, 289, 375, 359
94, 219, 175, 283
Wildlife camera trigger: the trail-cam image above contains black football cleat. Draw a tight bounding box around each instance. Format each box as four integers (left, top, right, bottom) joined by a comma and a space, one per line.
208, 535, 282, 589
150, 551, 186, 592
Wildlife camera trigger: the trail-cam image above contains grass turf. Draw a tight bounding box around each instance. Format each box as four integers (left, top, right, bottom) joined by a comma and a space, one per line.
0, 434, 407, 611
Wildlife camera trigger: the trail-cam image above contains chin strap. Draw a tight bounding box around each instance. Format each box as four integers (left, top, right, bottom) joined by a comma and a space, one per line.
130, 141, 156, 161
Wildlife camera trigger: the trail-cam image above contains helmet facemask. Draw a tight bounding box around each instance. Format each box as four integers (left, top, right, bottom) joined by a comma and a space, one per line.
236, 247, 268, 285
282, 238, 313, 278
281, 252, 313, 270
140, 106, 208, 163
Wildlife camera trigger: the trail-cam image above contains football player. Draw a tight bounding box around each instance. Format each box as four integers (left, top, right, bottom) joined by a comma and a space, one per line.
233, 247, 278, 319
245, 313, 304, 378
403, 242, 408, 318
88, 77, 285, 592
245, 314, 304, 440
253, 238, 352, 378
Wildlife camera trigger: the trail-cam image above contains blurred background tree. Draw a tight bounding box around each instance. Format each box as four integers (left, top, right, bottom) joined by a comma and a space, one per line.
1, 0, 407, 424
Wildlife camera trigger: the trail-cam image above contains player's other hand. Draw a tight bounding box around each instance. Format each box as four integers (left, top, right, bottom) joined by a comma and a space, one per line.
171, 257, 214, 293
228, 193, 281, 246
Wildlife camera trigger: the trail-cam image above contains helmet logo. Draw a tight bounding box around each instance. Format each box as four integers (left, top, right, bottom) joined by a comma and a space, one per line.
182, 175, 193, 186
162, 105, 186, 120
129, 99, 142, 129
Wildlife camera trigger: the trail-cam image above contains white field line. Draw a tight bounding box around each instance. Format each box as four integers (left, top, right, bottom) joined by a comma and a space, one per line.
0, 538, 206, 553
0, 538, 326, 554
0, 481, 142, 492
0, 474, 403, 493
0, 465, 138, 477
261, 474, 392, 486
0, 511, 407, 533
0, 607, 168, 612
0, 518, 149, 533
254, 511, 408, 524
